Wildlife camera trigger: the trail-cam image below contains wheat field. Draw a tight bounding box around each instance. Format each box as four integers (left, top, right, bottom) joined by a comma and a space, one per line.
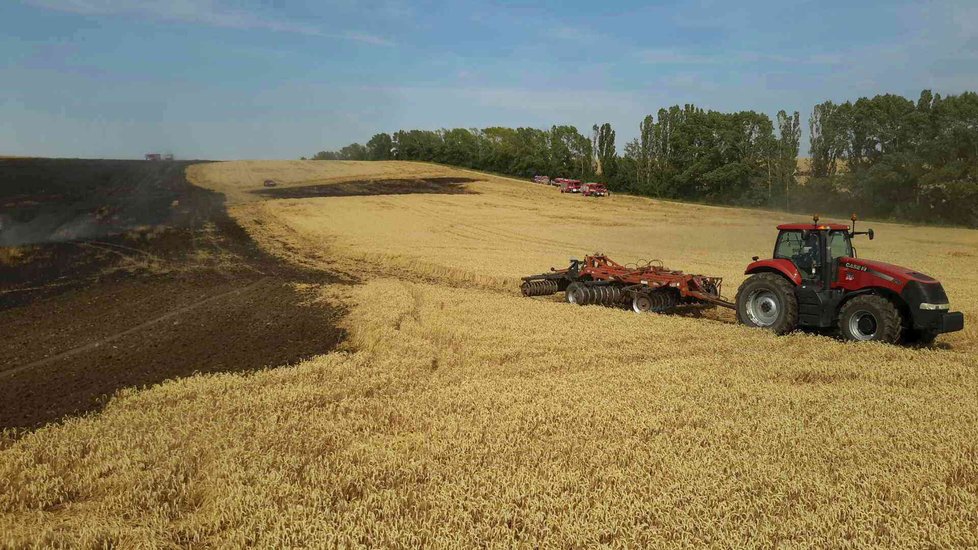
2, 161, 976, 547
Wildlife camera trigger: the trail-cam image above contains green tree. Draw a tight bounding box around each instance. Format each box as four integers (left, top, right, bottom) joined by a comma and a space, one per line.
774, 110, 801, 208
595, 122, 617, 181
393, 130, 442, 161
638, 115, 655, 193
339, 143, 368, 160
617, 138, 641, 192
549, 125, 583, 178
809, 101, 843, 177
439, 128, 479, 167
366, 133, 393, 160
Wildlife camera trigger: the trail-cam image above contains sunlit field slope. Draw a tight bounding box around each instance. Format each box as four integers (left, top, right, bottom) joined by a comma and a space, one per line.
2, 160, 977, 546
233, 161, 977, 350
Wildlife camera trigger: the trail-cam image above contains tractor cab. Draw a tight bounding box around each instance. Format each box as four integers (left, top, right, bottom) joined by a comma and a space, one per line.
772, 221, 853, 288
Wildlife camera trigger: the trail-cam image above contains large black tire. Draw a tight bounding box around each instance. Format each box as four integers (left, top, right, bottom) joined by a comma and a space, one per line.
837, 294, 902, 344
735, 273, 799, 335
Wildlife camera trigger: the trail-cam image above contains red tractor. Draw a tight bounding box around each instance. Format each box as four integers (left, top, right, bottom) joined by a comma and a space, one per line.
735, 215, 964, 344
520, 214, 964, 346
582, 182, 608, 197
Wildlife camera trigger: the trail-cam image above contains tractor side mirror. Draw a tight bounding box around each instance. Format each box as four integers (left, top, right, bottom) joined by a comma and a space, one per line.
868, 228, 874, 240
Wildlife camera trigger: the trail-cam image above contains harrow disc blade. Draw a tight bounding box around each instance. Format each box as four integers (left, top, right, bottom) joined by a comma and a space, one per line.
582, 287, 595, 305
652, 291, 668, 312
521, 279, 559, 297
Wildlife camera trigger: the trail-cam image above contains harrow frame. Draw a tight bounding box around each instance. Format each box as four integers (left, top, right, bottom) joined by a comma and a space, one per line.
521, 253, 735, 312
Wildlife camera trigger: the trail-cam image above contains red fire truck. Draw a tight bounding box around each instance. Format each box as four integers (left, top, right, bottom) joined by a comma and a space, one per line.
582, 182, 608, 197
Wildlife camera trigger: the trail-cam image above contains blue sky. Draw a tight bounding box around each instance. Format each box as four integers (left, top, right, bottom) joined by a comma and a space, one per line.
3, 0, 978, 159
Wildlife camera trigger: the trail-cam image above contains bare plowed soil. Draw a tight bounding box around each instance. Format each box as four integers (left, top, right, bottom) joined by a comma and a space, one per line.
0, 159, 345, 431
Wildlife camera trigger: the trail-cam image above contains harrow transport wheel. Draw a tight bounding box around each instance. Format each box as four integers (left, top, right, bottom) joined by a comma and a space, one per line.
837, 295, 902, 344
632, 293, 653, 313
735, 273, 798, 335
565, 282, 584, 304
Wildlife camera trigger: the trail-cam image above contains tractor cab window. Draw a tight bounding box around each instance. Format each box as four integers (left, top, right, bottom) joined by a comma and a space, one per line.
775, 230, 821, 281
828, 230, 853, 260
775, 231, 804, 259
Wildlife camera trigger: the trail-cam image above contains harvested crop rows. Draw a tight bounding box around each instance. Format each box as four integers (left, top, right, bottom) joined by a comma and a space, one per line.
2, 160, 977, 547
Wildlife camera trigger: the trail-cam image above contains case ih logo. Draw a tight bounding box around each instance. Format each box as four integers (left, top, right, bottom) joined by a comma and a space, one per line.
844, 261, 900, 284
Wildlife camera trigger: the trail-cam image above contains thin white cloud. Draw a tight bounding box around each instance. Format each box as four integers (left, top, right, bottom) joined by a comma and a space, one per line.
638, 48, 767, 65
24, 0, 394, 45
342, 31, 395, 47
550, 26, 584, 41
637, 48, 846, 66
636, 48, 718, 65
546, 25, 614, 48
658, 73, 720, 93
805, 53, 845, 65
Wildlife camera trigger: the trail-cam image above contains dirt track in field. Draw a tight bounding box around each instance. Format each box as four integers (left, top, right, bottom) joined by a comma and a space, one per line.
0, 159, 348, 431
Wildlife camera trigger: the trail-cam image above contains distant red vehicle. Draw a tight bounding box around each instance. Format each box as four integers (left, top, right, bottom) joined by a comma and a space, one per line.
582, 182, 608, 197
558, 179, 582, 193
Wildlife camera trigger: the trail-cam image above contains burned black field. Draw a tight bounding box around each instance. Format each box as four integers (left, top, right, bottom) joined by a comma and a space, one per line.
0, 159, 345, 431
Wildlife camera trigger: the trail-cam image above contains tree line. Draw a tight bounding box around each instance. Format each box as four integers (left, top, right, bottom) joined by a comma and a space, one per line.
309, 89, 978, 227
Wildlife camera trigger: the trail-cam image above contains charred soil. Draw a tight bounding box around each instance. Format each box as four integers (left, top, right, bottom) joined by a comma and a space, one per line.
252, 176, 479, 199
0, 159, 346, 431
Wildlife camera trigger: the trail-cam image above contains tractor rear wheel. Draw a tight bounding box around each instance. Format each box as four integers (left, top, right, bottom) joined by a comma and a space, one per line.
837, 295, 902, 344
735, 273, 799, 335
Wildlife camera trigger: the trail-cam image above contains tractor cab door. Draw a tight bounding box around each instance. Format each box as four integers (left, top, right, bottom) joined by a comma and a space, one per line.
826, 230, 854, 287
774, 230, 823, 285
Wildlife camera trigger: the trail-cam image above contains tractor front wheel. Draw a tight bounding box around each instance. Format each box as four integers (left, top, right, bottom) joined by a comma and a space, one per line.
735, 273, 799, 335
837, 295, 902, 344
